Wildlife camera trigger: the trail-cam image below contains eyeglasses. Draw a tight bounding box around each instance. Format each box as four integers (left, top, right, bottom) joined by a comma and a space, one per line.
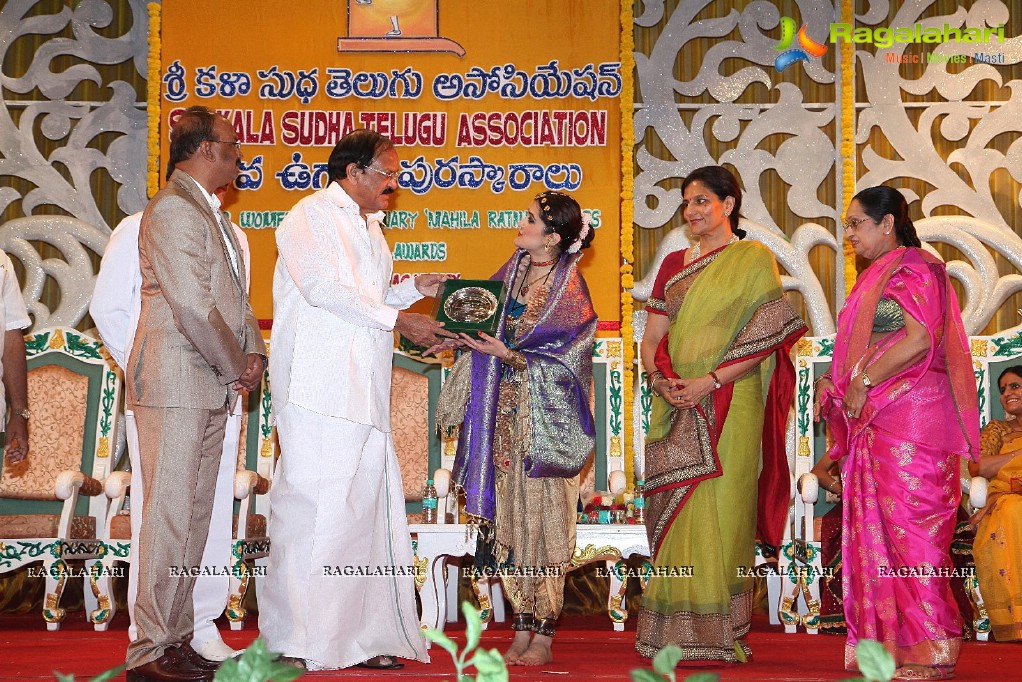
842, 216, 873, 232
209, 139, 241, 151
364, 165, 398, 180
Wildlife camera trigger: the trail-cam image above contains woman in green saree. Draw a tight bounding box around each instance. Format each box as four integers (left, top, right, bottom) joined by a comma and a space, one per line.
637, 166, 807, 663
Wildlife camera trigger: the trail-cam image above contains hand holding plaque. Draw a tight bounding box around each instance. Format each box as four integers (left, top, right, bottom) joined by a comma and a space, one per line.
433, 279, 507, 335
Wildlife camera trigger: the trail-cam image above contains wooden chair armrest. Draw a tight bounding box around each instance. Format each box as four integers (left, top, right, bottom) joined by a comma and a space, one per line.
104, 471, 132, 499
55, 470, 103, 499
234, 470, 270, 499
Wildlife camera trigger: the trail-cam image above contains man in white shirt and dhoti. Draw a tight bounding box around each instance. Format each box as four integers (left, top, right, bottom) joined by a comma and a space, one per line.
262, 129, 450, 671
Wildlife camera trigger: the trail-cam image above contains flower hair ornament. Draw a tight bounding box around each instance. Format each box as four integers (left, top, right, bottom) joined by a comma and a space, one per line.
567, 213, 591, 254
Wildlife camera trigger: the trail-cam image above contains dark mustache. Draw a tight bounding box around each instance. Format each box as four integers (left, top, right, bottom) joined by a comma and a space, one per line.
382, 187, 396, 195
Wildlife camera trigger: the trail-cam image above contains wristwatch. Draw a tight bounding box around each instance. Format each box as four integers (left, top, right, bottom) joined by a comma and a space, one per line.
709, 371, 722, 390
11, 407, 31, 420
861, 372, 872, 388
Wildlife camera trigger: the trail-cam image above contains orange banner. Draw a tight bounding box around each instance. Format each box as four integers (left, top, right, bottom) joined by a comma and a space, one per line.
160, 0, 622, 327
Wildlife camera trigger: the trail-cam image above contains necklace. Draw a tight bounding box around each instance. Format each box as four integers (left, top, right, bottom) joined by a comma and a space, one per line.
690, 233, 739, 262
520, 265, 555, 296
530, 257, 557, 267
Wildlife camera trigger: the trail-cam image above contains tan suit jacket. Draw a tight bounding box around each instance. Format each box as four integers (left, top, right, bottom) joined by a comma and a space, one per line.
127, 170, 265, 409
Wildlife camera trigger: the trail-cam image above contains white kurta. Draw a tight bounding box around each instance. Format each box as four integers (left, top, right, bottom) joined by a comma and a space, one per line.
263, 181, 428, 667
89, 211, 251, 648
0, 250, 31, 416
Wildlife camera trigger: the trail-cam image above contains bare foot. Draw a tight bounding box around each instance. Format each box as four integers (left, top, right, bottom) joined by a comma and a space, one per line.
503, 631, 531, 664
515, 634, 553, 666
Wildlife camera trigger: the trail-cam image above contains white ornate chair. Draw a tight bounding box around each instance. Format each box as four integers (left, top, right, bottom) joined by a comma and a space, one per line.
794, 333, 996, 637
226, 367, 274, 630
0, 327, 120, 630
96, 368, 274, 631
413, 340, 641, 636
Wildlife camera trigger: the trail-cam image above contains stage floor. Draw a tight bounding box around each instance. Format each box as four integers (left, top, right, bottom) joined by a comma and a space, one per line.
1, 612, 1018, 681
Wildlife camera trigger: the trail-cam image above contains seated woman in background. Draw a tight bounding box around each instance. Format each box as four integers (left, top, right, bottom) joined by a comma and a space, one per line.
970, 365, 1022, 642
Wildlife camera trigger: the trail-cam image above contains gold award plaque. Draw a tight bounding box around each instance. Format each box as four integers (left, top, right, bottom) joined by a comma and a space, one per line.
443, 286, 499, 324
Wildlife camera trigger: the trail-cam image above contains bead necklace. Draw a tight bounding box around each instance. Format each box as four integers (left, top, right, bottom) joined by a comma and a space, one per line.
690, 233, 739, 262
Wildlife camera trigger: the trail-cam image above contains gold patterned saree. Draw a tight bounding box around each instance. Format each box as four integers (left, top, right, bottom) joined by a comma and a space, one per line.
973, 419, 1022, 641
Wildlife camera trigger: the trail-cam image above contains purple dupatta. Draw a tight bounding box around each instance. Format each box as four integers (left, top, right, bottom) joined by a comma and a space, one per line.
452, 250, 597, 522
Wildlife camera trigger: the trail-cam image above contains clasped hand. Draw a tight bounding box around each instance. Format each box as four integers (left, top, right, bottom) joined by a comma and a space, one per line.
232, 353, 265, 392
813, 375, 866, 421
842, 375, 867, 420
654, 375, 714, 410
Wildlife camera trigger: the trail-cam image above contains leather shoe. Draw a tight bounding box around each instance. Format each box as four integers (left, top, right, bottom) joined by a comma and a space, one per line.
179, 644, 221, 672
356, 654, 404, 670
126, 647, 213, 682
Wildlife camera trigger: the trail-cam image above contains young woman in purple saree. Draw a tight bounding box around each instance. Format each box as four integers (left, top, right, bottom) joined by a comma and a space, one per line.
438, 191, 597, 667
816, 186, 979, 680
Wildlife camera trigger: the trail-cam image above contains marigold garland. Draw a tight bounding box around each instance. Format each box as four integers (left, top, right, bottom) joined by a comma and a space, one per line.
840, 0, 856, 297
619, 0, 636, 490
147, 2, 161, 199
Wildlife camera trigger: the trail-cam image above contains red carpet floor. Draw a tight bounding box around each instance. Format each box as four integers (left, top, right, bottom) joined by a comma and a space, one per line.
1, 611, 1019, 681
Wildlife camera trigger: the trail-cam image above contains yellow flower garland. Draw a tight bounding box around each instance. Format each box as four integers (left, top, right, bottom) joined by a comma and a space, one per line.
620, 0, 636, 490
147, 2, 161, 199
840, 0, 856, 296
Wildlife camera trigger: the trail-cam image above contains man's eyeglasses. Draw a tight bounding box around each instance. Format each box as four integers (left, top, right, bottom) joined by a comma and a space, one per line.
209, 139, 241, 151
842, 216, 873, 232
364, 165, 399, 180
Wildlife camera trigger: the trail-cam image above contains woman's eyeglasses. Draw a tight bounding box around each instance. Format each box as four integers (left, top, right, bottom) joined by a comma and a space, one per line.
842, 216, 873, 232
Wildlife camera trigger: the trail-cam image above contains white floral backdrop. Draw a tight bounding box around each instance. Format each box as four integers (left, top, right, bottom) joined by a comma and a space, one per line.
631, 0, 1022, 337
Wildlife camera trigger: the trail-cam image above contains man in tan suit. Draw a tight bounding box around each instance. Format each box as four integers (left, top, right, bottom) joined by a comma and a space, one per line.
125, 106, 266, 682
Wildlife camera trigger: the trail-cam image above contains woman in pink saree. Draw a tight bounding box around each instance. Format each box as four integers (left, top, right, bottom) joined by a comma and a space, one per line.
816, 186, 979, 680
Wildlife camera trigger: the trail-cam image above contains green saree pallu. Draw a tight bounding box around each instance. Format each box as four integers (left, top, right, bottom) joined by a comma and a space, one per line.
636, 240, 806, 662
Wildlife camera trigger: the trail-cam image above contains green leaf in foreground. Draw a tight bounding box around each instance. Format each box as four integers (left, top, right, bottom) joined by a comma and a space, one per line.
855, 640, 896, 682
629, 670, 666, 682
471, 647, 509, 682
52, 664, 127, 682
215, 639, 303, 682
422, 627, 460, 658
652, 644, 684, 681
462, 599, 482, 653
